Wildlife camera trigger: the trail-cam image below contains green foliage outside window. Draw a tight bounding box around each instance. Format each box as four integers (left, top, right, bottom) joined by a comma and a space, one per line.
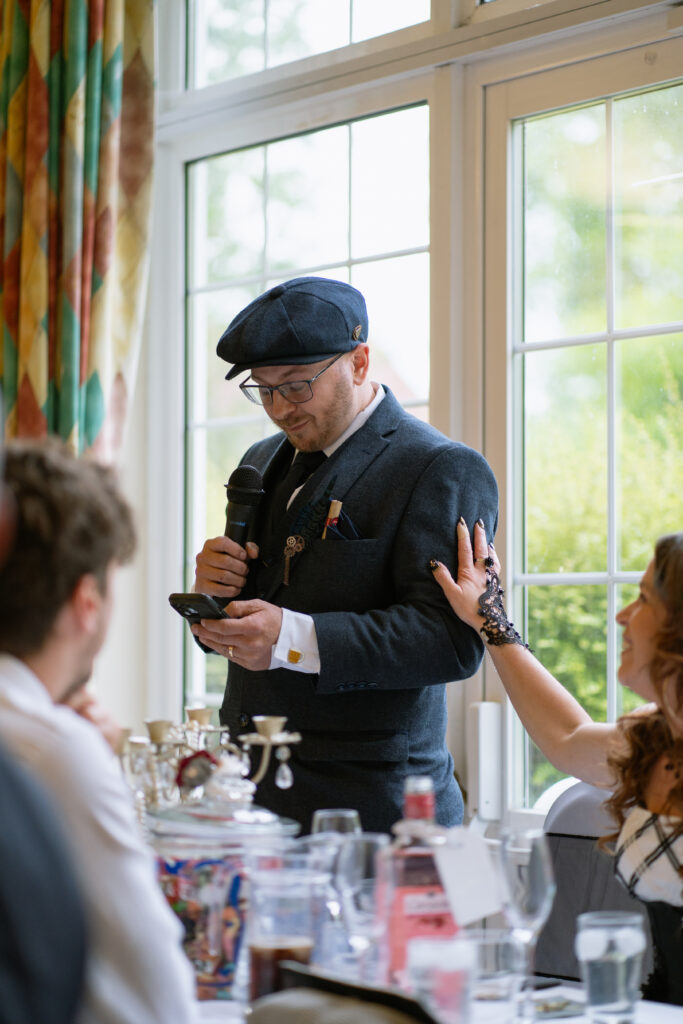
522, 84, 683, 803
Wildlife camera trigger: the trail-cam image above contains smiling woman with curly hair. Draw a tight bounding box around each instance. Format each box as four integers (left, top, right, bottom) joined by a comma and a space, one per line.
432, 524, 683, 1005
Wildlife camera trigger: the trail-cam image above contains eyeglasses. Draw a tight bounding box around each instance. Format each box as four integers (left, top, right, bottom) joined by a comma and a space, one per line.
239, 351, 345, 406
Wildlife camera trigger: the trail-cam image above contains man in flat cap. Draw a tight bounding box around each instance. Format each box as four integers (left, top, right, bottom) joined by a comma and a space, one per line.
193, 276, 498, 834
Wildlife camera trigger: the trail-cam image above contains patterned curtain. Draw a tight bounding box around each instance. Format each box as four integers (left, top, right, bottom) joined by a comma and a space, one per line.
0, 0, 154, 458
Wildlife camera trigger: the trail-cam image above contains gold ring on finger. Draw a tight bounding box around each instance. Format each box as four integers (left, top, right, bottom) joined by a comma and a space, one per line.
228, 646, 234, 658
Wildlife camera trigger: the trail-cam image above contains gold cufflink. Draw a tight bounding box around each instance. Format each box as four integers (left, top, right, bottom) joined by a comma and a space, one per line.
287, 648, 304, 664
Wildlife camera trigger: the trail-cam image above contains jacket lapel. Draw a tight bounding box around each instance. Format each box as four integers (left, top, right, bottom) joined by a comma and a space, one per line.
260, 388, 404, 600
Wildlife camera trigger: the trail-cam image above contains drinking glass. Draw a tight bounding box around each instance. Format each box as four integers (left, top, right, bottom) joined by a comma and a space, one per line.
497, 828, 556, 1022
406, 936, 476, 1024
465, 928, 526, 1024
575, 911, 646, 1024
247, 866, 318, 1001
311, 808, 362, 834
335, 832, 391, 982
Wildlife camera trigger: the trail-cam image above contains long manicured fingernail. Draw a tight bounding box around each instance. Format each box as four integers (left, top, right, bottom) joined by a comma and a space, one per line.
429, 559, 440, 571
477, 518, 485, 528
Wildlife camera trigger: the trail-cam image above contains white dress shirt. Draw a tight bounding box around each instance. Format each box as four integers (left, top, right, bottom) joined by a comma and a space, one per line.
270, 384, 385, 673
0, 655, 198, 1024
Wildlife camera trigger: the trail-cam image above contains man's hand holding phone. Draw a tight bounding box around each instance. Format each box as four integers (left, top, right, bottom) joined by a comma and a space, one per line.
169, 589, 283, 670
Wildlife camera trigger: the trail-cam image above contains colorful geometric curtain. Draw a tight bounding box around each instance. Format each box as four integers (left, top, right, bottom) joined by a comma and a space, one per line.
0, 0, 154, 458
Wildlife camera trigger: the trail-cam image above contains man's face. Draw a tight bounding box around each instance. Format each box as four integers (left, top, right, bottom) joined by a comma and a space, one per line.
251, 350, 364, 451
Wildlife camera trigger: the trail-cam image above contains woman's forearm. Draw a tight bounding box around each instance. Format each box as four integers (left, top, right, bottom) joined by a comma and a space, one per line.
484, 641, 616, 786
432, 519, 617, 788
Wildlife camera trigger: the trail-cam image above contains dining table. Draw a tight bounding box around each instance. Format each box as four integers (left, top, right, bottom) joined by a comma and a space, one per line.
196, 984, 683, 1023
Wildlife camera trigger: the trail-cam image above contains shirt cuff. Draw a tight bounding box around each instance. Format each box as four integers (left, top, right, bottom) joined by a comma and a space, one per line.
270, 608, 321, 673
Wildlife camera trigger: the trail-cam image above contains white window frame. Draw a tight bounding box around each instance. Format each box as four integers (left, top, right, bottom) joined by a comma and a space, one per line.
473, 18, 683, 813
146, 0, 682, 809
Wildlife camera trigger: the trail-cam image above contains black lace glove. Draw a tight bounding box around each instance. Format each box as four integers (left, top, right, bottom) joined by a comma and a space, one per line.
478, 563, 531, 649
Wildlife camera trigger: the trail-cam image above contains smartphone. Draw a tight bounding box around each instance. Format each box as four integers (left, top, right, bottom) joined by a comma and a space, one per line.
168, 592, 229, 625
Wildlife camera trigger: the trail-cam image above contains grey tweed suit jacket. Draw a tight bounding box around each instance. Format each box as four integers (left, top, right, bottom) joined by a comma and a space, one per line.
219, 387, 498, 834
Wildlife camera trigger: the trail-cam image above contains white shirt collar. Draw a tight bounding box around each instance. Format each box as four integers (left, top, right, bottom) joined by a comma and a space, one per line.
0, 653, 54, 711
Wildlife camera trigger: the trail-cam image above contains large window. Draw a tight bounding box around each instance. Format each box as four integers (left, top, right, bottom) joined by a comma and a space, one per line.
151, 1, 682, 808
184, 105, 431, 704
484, 41, 683, 808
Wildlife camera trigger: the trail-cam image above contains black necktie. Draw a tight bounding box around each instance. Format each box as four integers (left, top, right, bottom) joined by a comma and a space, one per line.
270, 449, 326, 526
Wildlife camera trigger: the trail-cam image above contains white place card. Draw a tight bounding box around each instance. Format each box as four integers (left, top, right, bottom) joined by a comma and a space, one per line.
434, 826, 504, 926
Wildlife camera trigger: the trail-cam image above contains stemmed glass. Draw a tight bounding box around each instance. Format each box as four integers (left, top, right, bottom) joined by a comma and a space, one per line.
335, 832, 391, 982
497, 827, 556, 1022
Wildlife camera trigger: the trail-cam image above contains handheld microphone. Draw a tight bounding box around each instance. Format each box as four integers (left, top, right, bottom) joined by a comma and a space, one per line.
224, 465, 264, 547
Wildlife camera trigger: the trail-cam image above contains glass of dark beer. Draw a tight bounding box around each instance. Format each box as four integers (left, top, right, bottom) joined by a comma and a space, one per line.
248, 867, 318, 1002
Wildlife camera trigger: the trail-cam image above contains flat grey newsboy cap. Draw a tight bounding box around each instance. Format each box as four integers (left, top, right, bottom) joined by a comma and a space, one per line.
217, 276, 369, 380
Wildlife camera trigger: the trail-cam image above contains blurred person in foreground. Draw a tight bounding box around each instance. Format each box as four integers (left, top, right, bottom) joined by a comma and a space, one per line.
191, 276, 498, 834
432, 521, 683, 1004
0, 435, 87, 1024
0, 438, 197, 1024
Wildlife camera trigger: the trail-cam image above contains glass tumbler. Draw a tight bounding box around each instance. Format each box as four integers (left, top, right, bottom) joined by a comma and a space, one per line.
575, 911, 646, 1024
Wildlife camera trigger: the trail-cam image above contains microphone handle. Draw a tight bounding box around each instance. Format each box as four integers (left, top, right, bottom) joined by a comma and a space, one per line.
225, 500, 254, 547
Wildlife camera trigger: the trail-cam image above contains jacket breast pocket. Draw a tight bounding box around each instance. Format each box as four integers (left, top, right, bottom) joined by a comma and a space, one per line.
302, 538, 389, 610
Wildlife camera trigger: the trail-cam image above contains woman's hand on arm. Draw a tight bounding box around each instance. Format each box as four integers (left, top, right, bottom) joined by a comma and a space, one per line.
431, 520, 616, 787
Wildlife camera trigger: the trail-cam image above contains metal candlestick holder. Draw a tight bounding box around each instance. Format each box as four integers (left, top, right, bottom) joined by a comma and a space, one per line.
119, 710, 301, 816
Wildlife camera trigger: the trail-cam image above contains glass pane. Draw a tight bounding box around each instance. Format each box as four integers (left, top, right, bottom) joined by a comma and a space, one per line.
616, 333, 683, 571
189, 0, 428, 88
188, 150, 265, 287
352, 253, 430, 404
351, 106, 429, 259
187, 422, 271, 557
191, 0, 265, 89
188, 287, 269, 420
526, 584, 607, 805
204, 654, 229, 700
268, 1, 350, 67
266, 128, 349, 272
523, 106, 606, 342
616, 583, 646, 716
614, 83, 683, 329
352, 0, 430, 44
524, 345, 607, 573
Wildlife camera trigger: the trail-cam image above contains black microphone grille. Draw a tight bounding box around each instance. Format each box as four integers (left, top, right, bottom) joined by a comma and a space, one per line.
225, 464, 264, 506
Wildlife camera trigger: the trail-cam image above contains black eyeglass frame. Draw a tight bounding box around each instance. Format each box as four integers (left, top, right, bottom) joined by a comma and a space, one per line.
239, 351, 345, 406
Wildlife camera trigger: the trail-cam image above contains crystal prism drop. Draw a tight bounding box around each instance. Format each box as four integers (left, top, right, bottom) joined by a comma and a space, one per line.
275, 761, 294, 789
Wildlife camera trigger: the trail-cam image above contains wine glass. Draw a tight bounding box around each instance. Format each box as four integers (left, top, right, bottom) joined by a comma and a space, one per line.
335, 832, 391, 982
311, 808, 362, 835
497, 827, 556, 1022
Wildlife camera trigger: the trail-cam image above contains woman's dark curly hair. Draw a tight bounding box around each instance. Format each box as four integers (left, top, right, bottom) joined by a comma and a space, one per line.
604, 533, 683, 837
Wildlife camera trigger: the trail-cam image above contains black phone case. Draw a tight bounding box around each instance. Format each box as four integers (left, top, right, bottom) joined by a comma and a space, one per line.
168, 592, 229, 624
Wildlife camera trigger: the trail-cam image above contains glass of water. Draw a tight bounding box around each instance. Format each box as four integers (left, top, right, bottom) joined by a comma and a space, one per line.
575, 911, 646, 1024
